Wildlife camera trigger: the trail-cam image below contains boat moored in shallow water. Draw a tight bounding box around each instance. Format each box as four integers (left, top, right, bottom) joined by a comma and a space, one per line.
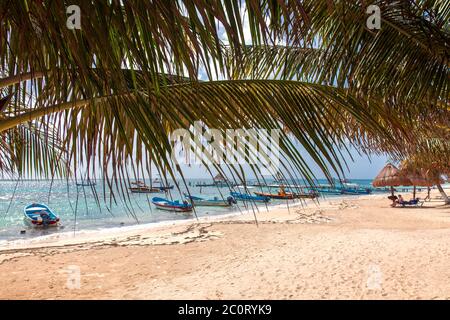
151, 197, 193, 212
254, 191, 318, 199
230, 192, 270, 203
23, 203, 60, 227
184, 194, 236, 207
341, 188, 372, 195
129, 181, 160, 193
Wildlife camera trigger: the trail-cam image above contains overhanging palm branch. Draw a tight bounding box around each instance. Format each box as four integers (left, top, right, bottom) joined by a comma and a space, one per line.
0, 74, 399, 187
0, 0, 448, 199
0, 123, 67, 178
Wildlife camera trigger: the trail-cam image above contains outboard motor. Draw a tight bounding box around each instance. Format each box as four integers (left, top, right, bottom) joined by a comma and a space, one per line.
227, 196, 237, 205
39, 212, 51, 227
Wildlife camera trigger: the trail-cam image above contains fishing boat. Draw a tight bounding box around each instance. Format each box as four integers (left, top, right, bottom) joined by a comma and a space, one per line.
340, 183, 372, 195
230, 192, 270, 203
129, 181, 160, 193
184, 194, 236, 207
295, 192, 319, 199
254, 191, 296, 199
23, 203, 60, 227
254, 191, 318, 199
341, 188, 372, 195
76, 180, 96, 187
309, 185, 343, 195
152, 177, 174, 191
151, 197, 193, 212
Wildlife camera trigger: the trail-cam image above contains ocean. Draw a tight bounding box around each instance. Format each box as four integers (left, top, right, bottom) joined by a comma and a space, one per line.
0, 178, 377, 240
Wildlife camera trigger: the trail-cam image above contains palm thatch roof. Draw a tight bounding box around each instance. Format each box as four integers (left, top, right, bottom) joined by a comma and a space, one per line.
213, 173, 227, 182
404, 169, 445, 187
372, 163, 411, 187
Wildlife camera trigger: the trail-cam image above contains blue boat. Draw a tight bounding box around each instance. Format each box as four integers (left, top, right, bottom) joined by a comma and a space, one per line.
309, 186, 343, 195
158, 185, 174, 191
341, 188, 372, 195
152, 177, 174, 191
151, 197, 193, 212
340, 183, 372, 195
23, 203, 60, 227
230, 192, 270, 203
184, 194, 236, 207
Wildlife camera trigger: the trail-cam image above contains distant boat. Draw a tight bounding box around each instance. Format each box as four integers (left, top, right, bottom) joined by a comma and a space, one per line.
152, 177, 174, 191
254, 191, 318, 199
341, 188, 372, 195
195, 173, 233, 187
340, 182, 372, 195
310, 186, 343, 195
184, 194, 236, 207
76, 180, 96, 187
158, 185, 174, 191
295, 192, 319, 199
151, 197, 193, 212
129, 181, 160, 193
319, 190, 342, 195
23, 203, 60, 227
254, 191, 295, 199
230, 192, 270, 203
236, 185, 256, 189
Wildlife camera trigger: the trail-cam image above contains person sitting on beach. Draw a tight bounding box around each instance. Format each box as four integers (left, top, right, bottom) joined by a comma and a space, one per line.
388, 195, 398, 207
395, 194, 405, 206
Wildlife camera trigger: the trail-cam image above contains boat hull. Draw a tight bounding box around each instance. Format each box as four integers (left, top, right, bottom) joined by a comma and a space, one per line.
23, 204, 60, 227
152, 197, 193, 212
254, 191, 319, 200
230, 192, 270, 203
153, 204, 192, 212
184, 194, 234, 207
130, 187, 160, 193
158, 186, 174, 191
254, 191, 295, 200
191, 200, 231, 207
341, 189, 372, 195
294, 193, 319, 199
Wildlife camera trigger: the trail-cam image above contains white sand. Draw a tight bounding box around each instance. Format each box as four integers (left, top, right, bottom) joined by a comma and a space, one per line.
1, 190, 449, 299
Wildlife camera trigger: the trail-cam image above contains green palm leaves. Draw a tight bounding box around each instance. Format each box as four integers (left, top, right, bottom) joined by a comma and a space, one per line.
0, 0, 448, 190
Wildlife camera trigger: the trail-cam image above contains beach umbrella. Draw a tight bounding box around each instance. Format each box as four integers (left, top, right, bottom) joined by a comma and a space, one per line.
413, 171, 445, 199
213, 173, 226, 182
401, 166, 445, 199
406, 172, 444, 187
372, 163, 412, 195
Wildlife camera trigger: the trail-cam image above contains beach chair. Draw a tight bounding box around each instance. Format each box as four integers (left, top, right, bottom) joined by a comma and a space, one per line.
399, 198, 424, 207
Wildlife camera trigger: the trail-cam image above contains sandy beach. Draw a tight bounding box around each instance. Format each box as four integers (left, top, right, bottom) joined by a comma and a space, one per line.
1, 189, 449, 300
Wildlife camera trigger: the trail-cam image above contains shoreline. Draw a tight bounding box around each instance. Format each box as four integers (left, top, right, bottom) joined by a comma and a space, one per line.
0, 193, 384, 252
1, 189, 449, 299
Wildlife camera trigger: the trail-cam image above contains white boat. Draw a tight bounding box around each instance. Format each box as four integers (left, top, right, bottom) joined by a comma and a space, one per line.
184, 194, 236, 207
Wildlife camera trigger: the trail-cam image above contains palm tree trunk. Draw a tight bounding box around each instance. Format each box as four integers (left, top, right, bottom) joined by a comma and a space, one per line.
436, 184, 450, 204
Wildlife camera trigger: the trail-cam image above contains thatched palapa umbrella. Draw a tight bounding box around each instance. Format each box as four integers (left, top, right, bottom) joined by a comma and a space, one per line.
372, 163, 412, 196
404, 169, 445, 199
213, 173, 227, 182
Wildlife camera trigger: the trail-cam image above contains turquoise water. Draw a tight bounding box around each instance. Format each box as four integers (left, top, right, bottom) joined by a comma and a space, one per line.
0, 179, 377, 240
